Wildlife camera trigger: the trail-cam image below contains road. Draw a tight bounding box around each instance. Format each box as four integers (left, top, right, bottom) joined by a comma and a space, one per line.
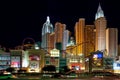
13, 77, 120, 80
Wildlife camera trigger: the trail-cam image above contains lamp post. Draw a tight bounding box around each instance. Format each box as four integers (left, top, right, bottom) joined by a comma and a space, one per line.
88, 52, 93, 73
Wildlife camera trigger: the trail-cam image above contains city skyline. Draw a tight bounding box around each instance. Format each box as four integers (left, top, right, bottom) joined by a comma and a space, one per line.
0, 0, 120, 48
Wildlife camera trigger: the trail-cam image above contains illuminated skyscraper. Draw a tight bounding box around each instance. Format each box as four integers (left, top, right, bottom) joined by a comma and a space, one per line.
62, 30, 70, 50
54, 22, 66, 43
84, 25, 95, 57
54, 22, 67, 70
75, 18, 85, 55
41, 16, 53, 51
49, 32, 55, 51
94, 4, 107, 51
106, 28, 118, 58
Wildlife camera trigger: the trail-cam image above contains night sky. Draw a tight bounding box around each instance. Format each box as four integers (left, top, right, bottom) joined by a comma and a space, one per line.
0, 0, 120, 48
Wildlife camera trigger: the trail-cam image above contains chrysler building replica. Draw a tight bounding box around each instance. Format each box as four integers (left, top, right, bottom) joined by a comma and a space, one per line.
41, 16, 54, 51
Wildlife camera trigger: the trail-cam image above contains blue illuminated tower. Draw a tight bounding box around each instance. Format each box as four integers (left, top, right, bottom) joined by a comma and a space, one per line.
41, 16, 54, 51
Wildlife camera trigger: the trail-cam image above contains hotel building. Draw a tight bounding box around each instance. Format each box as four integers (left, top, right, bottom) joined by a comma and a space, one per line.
94, 4, 107, 51
106, 28, 118, 58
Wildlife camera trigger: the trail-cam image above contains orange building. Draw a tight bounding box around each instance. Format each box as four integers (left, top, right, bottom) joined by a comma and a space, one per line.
54, 22, 66, 43
94, 4, 107, 51
74, 18, 85, 55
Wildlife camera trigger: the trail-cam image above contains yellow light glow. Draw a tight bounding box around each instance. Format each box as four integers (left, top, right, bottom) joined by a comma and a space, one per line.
81, 67, 85, 70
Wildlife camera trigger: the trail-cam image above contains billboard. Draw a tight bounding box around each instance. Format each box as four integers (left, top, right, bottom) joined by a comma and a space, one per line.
92, 51, 103, 68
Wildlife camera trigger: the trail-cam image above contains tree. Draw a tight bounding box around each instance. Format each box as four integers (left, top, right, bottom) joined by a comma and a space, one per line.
42, 65, 56, 73
6, 67, 15, 73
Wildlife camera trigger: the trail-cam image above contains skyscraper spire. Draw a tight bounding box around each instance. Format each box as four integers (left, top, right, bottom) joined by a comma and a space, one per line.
95, 3, 104, 20
46, 16, 50, 23
42, 16, 53, 35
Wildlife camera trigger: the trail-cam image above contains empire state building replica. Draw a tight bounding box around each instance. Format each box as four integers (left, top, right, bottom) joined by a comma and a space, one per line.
94, 4, 107, 51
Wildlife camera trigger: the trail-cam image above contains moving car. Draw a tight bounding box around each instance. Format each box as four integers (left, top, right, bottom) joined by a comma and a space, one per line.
91, 71, 120, 79
65, 70, 78, 78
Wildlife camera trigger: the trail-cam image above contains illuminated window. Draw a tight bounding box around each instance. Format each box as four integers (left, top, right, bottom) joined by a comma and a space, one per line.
50, 48, 60, 57
70, 59, 78, 63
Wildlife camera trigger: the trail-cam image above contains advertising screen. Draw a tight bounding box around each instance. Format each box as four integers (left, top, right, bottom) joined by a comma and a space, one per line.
92, 52, 103, 67
11, 56, 20, 68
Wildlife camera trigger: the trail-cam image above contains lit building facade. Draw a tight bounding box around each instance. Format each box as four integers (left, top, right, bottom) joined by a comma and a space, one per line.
65, 18, 86, 71
84, 25, 95, 71
10, 50, 22, 68
11, 42, 45, 73
75, 18, 85, 55
0, 49, 11, 70
66, 37, 76, 55
54, 22, 66, 43
46, 33, 51, 53
67, 36, 75, 46
22, 50, 29, 68
54, 22, 68, 71
49, 32, 55, 50
62, 30, 70, 58
84, 25, 95, 57
106, 28, 118, 58
94, 4, 107, 51
62, 30, 70, 50
27, 49, 45, 73
50, 48, 60, 72
41, 16, 54, 51
44, 48, 60, 73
